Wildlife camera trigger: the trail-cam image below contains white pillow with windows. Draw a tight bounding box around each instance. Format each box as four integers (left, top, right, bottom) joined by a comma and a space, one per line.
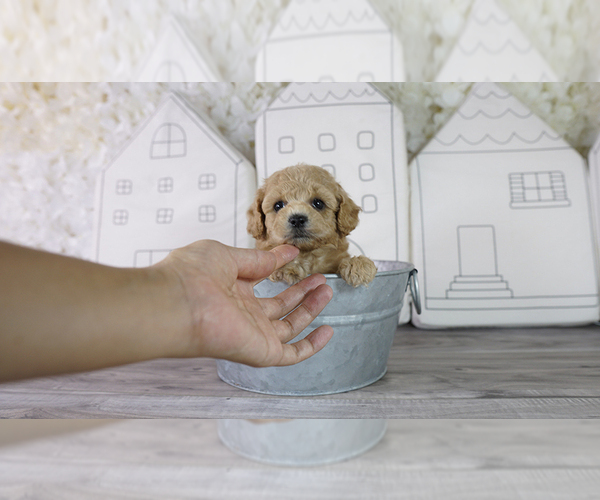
93, 91, 256, 268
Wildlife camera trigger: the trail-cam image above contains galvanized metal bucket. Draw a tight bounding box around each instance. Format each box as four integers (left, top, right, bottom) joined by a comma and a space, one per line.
218, 419, 387, 466
216, 261, 421, 396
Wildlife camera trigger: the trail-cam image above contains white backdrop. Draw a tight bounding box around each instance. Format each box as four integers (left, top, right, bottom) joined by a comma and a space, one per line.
0, 0, 598, 82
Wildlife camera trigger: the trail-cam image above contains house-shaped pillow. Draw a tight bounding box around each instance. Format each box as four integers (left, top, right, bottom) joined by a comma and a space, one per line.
256, 0, 404, 82
94, 92, 256, 267
255, 82, 411, 319
435, 0, 558, 82
410, 83, 598, 328
135, 17, 221, 82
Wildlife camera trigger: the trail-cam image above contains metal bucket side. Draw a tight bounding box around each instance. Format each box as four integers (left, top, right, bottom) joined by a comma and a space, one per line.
216, 261, 414, 396
217, 419, 387, 466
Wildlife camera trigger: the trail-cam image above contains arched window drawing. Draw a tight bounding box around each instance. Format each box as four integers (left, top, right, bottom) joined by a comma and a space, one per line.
153, 61, 187, 82
150, 123, 187, 159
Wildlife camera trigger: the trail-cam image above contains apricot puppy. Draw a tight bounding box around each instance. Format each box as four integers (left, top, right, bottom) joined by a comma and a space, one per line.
247, 164, 377, 287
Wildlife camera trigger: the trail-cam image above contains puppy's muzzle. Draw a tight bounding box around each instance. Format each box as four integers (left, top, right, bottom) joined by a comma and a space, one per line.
288, 214, 308, 229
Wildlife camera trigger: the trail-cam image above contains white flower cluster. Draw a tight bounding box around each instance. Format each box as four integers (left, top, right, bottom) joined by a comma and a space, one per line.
0, 0, 598, 81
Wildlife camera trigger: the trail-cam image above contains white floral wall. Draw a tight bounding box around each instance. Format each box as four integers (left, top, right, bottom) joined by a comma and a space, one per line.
0, 0, 598, 81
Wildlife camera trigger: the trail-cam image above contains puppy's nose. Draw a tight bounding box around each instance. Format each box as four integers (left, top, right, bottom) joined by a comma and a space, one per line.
288, 214, 308, 229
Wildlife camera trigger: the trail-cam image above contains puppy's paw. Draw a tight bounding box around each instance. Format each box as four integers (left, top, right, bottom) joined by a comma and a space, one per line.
269, 264, 308, 285
338, 256, 377, 287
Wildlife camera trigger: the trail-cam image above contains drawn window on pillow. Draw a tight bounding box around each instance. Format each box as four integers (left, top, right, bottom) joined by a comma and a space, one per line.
156, 208, 174, 224
357, 131, 375, 150
318, 133, 336, 152
362, 195, 378, 213
198, 173, 217, 190
116, 179, 133, 195
158, 177, 174, 193
150, 123, 187, 159
113, 210, 129, 225
199, 205, 217, 223
278, 136, 295, 154
509, 171, 571, 209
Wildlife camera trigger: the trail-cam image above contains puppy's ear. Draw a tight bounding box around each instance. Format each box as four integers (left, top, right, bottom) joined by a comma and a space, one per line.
247, 185, 267, 241
336, 187, 361, 237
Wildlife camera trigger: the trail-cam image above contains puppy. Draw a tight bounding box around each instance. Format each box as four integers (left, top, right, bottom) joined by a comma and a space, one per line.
247, 164, 377, 287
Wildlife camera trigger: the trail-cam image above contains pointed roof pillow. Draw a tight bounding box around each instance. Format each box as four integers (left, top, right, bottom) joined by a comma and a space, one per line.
94, 92, 255, 268
256, 0, 404, 82
135, 17, 221, 82
436, 0, 558, 82
410, 83, 598, 328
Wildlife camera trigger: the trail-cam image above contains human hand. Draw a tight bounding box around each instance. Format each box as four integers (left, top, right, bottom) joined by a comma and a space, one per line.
158, 240, 334, 367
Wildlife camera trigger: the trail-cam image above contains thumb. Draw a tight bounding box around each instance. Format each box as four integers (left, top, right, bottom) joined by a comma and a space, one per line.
231, 245, 299, 281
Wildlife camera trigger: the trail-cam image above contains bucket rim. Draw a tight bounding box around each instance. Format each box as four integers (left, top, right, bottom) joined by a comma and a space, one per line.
320, 259, 415, 280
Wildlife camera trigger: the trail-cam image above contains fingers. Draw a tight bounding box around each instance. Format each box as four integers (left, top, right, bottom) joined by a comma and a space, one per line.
229, 245, 299, 282
276, 325, 334, 366
260, 273, 328, 320
274, 283, 333, 344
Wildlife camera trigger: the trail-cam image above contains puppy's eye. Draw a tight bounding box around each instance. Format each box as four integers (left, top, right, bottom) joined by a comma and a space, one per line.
312, 198, 326, 211
273, 201, 286, 212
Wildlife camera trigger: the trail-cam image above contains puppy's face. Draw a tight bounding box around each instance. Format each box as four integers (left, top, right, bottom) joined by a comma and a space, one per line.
248, 164, 360, 251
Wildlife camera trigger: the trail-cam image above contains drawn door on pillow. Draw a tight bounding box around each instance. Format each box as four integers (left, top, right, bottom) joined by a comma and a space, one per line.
256, 0, 404, 82
410, 83, 598, 328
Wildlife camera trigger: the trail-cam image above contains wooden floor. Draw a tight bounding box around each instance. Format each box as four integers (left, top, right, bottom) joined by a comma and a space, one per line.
1, 325, 599, 418
0, 419, 599, 499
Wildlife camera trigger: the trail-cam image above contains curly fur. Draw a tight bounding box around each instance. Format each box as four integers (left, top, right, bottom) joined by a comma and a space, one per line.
247, 164, 377, 287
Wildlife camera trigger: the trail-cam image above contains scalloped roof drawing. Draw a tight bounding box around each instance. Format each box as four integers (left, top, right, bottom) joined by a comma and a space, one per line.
410, 82, 598, 328
135, 17, 221, 82
94, 91, 256, 268
422, 83, 567, 153
435, 0, 558, 82
266, 82, 391, 110
256, 0, 404, 82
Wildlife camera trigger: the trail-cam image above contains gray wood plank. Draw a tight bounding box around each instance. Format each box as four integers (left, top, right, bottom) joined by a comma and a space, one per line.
1, 326, 599, 418
1, 420, 600, 499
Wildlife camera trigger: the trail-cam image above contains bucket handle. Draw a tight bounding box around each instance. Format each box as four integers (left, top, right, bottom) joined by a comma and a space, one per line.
408, 269, 422, 315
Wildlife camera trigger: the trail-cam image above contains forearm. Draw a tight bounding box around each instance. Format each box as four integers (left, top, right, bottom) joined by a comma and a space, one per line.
0, 242, 189, 382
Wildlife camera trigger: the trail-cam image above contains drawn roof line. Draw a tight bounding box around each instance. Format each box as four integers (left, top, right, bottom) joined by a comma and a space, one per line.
472, 11, 511, 25
275, 85, 380, 105
592, 136, 600, 156
433, 130, 562, 148
471, 85, 512, 99
457, 107, 534, 120
278, 8, 379, 33
470, 0, 512, 25
134, 16, 219, 82
457, 38, 533, 56
104, 92, 243, 173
